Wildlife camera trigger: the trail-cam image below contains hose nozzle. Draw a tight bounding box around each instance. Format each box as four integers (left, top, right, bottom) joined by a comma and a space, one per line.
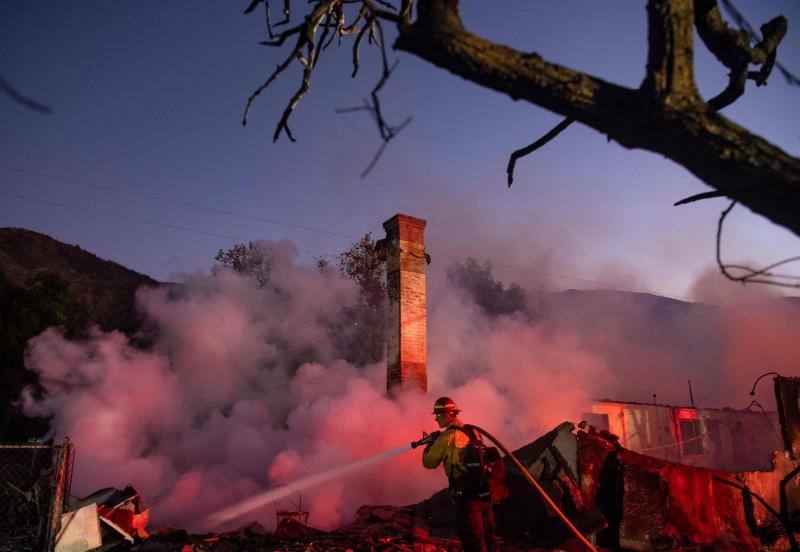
411, 430, 440, 449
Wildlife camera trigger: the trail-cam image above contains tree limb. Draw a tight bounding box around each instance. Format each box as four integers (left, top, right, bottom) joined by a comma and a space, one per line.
393, 0, 800, 237
716, 201, 800, 288
718, 0, 799, 87
674, 190, 724, 205
243, 0, 340, 139
242, 1, 800, 238
0, 77, 52, 114
642, 0, 699, 104
506, 117, 574, 187
694, 0, 787, 110
337, 39, 413, 176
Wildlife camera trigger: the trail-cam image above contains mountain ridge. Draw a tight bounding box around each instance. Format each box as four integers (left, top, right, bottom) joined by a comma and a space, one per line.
0, 227, 159, 332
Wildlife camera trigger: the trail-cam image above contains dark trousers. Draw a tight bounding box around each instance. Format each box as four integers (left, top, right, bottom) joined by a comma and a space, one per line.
455, 498, 498, 552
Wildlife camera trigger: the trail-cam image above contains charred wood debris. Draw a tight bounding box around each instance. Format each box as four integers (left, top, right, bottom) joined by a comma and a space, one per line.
27, 377, 800, 550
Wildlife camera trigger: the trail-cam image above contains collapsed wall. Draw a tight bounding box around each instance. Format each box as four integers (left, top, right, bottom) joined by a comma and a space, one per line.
396, 377, 800, 550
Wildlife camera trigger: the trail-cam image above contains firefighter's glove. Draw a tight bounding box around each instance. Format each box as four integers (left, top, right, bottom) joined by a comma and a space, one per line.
411, 430, 441, 449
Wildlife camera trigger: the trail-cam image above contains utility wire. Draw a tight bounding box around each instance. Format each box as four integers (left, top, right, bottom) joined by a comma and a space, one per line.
1, 164, 693, 301
0, 163, 360, 241
0, 191, 336, 259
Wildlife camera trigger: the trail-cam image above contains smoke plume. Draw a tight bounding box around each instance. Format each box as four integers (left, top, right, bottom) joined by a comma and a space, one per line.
20, 239, 800, 532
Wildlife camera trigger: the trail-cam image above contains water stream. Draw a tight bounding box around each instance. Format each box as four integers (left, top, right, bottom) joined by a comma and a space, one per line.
206, 443, 414, 527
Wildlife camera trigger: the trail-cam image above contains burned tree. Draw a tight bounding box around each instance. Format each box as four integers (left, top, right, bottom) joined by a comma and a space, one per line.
241, 0, 799, 281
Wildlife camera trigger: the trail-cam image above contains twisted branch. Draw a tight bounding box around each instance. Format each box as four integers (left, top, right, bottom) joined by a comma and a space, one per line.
694, 0, 788, 110
243, 0, 800, 243
243, 0, 410, 156
716, 201, 800, 288
506, 117, 574, 187
718, 0, 800, 86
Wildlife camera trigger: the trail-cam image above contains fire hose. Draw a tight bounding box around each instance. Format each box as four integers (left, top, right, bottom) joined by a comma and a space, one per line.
413, 425, 598, 552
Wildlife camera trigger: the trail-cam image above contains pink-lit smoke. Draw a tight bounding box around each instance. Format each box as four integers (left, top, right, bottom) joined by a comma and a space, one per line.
20, 239, 800, 532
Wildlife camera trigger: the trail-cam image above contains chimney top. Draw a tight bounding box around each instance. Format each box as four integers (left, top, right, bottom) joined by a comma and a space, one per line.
383, 214, 427, 243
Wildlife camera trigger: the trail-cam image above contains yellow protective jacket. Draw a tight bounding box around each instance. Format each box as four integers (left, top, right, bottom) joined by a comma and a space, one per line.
421, 419, 478, 481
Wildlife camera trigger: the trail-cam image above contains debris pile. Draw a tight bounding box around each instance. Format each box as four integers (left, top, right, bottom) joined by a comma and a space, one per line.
51, 427, 800, 550
56, 485, 149, 551
129, 512, 457, 551
40, 377, 800, 550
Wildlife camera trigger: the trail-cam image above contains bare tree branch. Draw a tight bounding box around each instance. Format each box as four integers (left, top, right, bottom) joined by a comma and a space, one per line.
674, 190, 725, 205
337, 51, 413, 176
506, 117, 574, 187
718, 0, 800, 86
392, 0, 800, 237
272, 44, 313, 141
243, 0, 341, 140
243, 33, 304, 125
270, 0, 292, 28
244, 0, 408, 151
244, 0, 261, 15
245, 0, 292, 37
243, 0, 800, 240
694, 0, 787, 110
716, 201, 800, 288
258, 22, 304, 47
342, 7, 367, 37
643, 0, 699, 103
351, 13, 376, 77
399, 0, 414, 26
0, 77, 52, 114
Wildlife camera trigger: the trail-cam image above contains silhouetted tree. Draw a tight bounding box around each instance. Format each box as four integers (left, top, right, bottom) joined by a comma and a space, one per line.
337, 233, 386, 310
447, 258, 528, 317
0, 270, 85, 440
335, 233, 386, 364
215, 241, 273, 287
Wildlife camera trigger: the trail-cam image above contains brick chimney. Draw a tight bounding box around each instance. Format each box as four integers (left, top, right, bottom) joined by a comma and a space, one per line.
382, 214, 428, 396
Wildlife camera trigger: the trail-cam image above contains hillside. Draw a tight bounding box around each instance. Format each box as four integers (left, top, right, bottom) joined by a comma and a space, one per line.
0, 227, 160, 440
0, 227, 158, 332
1, 228, 797, 439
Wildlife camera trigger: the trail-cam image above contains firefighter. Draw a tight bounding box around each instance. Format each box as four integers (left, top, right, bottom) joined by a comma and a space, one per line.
420, 397, 499, 552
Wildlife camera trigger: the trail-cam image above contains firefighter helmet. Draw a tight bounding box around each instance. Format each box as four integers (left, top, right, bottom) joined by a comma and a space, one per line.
432, 396, 460, 414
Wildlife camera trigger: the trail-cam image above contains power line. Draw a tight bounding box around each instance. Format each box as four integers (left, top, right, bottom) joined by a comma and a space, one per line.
0, 163, 360, 241
0, 191, 336, 259
0, 166, 692, 300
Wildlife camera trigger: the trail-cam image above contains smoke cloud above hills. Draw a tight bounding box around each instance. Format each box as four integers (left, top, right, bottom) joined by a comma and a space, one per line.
21, 239, 800, 532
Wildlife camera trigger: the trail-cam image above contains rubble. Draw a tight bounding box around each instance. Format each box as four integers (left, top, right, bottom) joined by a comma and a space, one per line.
46, 377, 800, 550
55, 503, 102, 552
59, 421, 800, 550
210, 401, 800, 550
55, 485, 149, 552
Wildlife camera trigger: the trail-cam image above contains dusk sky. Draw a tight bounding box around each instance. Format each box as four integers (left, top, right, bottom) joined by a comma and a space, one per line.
2, 1, 799, 301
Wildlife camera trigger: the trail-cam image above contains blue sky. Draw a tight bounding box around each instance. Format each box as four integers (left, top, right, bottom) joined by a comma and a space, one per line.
1, 1, 798, 300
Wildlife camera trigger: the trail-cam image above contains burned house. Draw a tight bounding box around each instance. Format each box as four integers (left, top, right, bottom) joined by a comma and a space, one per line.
371, 217, 800, 549
5, 214, 798, 550
402, 377, 800, 551
582, 400, 780, 471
